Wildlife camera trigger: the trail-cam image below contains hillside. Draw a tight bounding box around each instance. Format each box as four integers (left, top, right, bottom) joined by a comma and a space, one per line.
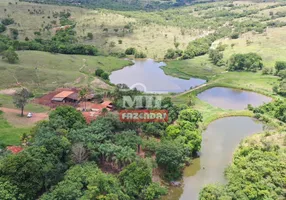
21, 0, 183, 10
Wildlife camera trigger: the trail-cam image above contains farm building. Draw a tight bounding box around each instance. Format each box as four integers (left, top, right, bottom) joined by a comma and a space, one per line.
101, 101, 113, 110
51, 91, 79, 103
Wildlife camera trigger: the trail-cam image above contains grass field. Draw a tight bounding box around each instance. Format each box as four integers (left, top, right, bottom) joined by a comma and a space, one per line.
0, 111, 30, 146
217, 26, 286, 68
2, 0, 286, 59
0, 51, 131, 94
163, 55, 223, 80
0, 94, 49, 113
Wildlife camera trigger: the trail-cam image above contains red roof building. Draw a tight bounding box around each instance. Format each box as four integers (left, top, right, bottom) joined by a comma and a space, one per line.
7, 146, 24, 154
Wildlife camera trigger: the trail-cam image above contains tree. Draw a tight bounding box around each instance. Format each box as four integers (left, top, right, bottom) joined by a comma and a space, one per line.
71, 143, 89, 164
0, 146, 66, 200
125, 47, 137, 55
49, 106, 86, 130
199, 184, 224, 200
156, 140, 185, 180
178, 108, 203, 126
275, 61, 286, 73
209, 49, 223, 65
79, 87, 88, 111
13, 88, 30, 117
140, 182, 168, 200
41, 162, 129, 200
278, 69, 286, 79
0, 178, 22, 200
227, 53, 263, 72
2, 47, 19, 64
95, 68, 104, 77
113, 130, 142, 151
118, 159, 156, 199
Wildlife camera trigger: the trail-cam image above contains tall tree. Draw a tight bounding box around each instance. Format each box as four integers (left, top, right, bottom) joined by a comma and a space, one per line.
13, 88, 30, 117
79, 87, 88, 111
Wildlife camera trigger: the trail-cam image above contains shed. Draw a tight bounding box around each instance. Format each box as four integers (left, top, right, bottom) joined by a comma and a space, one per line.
51, 91, 76, 102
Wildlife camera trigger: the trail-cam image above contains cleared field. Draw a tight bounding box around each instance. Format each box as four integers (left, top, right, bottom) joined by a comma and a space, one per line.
0, 51, 131, 94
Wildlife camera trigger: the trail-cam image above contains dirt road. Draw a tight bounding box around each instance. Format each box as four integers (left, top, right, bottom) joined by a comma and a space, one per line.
0, 107, 49, 127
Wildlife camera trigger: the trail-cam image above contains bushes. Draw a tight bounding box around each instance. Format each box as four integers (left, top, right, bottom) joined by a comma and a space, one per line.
0, 29, 99, 56
230, 32, 239, 39
227, 53, 263, 72
135, 51, 147, 58
125, 47, 137, 55
2, 47, 19, 64
209, 49, 223, 66
95, 68, 104, 77
0, 24, 6, 33
95, 68, 109, 80
262, 67, 273, 75
164, 49, 183, 59
275, 61, 286, 73
125, 48, 146, 58
1, 18, 14, 26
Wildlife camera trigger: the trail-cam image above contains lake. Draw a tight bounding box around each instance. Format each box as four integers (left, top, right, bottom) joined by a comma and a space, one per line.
110, 59, 206, 93
164, 117, 264, 200
197, 87, 272, 110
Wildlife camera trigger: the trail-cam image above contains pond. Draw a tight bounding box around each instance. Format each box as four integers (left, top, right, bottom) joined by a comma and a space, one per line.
197, 87, 272, 110
163, 117, 264, 200
109, 59, 206, 93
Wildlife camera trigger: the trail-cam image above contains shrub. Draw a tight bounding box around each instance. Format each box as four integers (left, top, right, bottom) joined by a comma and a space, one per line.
101, 72, 109, 80
230, 32, 239, 39
0, 24, 6, 33
87, 32, 93, 40
95, 68, 104, 77
125, 47, 137, 55
1, 18, 14, 26
262, 67, 273, 75
275, 61, 286, 73
135, 52, 147, 59
164, 49, 183, 59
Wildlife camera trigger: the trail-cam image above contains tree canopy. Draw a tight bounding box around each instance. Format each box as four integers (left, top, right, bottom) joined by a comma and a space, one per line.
227, 53, 263, 72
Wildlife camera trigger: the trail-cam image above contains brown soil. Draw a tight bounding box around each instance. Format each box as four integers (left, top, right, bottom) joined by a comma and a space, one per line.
1, 107, 48, 127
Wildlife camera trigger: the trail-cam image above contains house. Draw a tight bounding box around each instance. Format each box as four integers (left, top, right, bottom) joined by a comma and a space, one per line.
51, 91, 79, 103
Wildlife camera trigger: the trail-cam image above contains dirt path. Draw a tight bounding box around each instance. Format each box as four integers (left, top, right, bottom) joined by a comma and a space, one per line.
0, 107, 49, 127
